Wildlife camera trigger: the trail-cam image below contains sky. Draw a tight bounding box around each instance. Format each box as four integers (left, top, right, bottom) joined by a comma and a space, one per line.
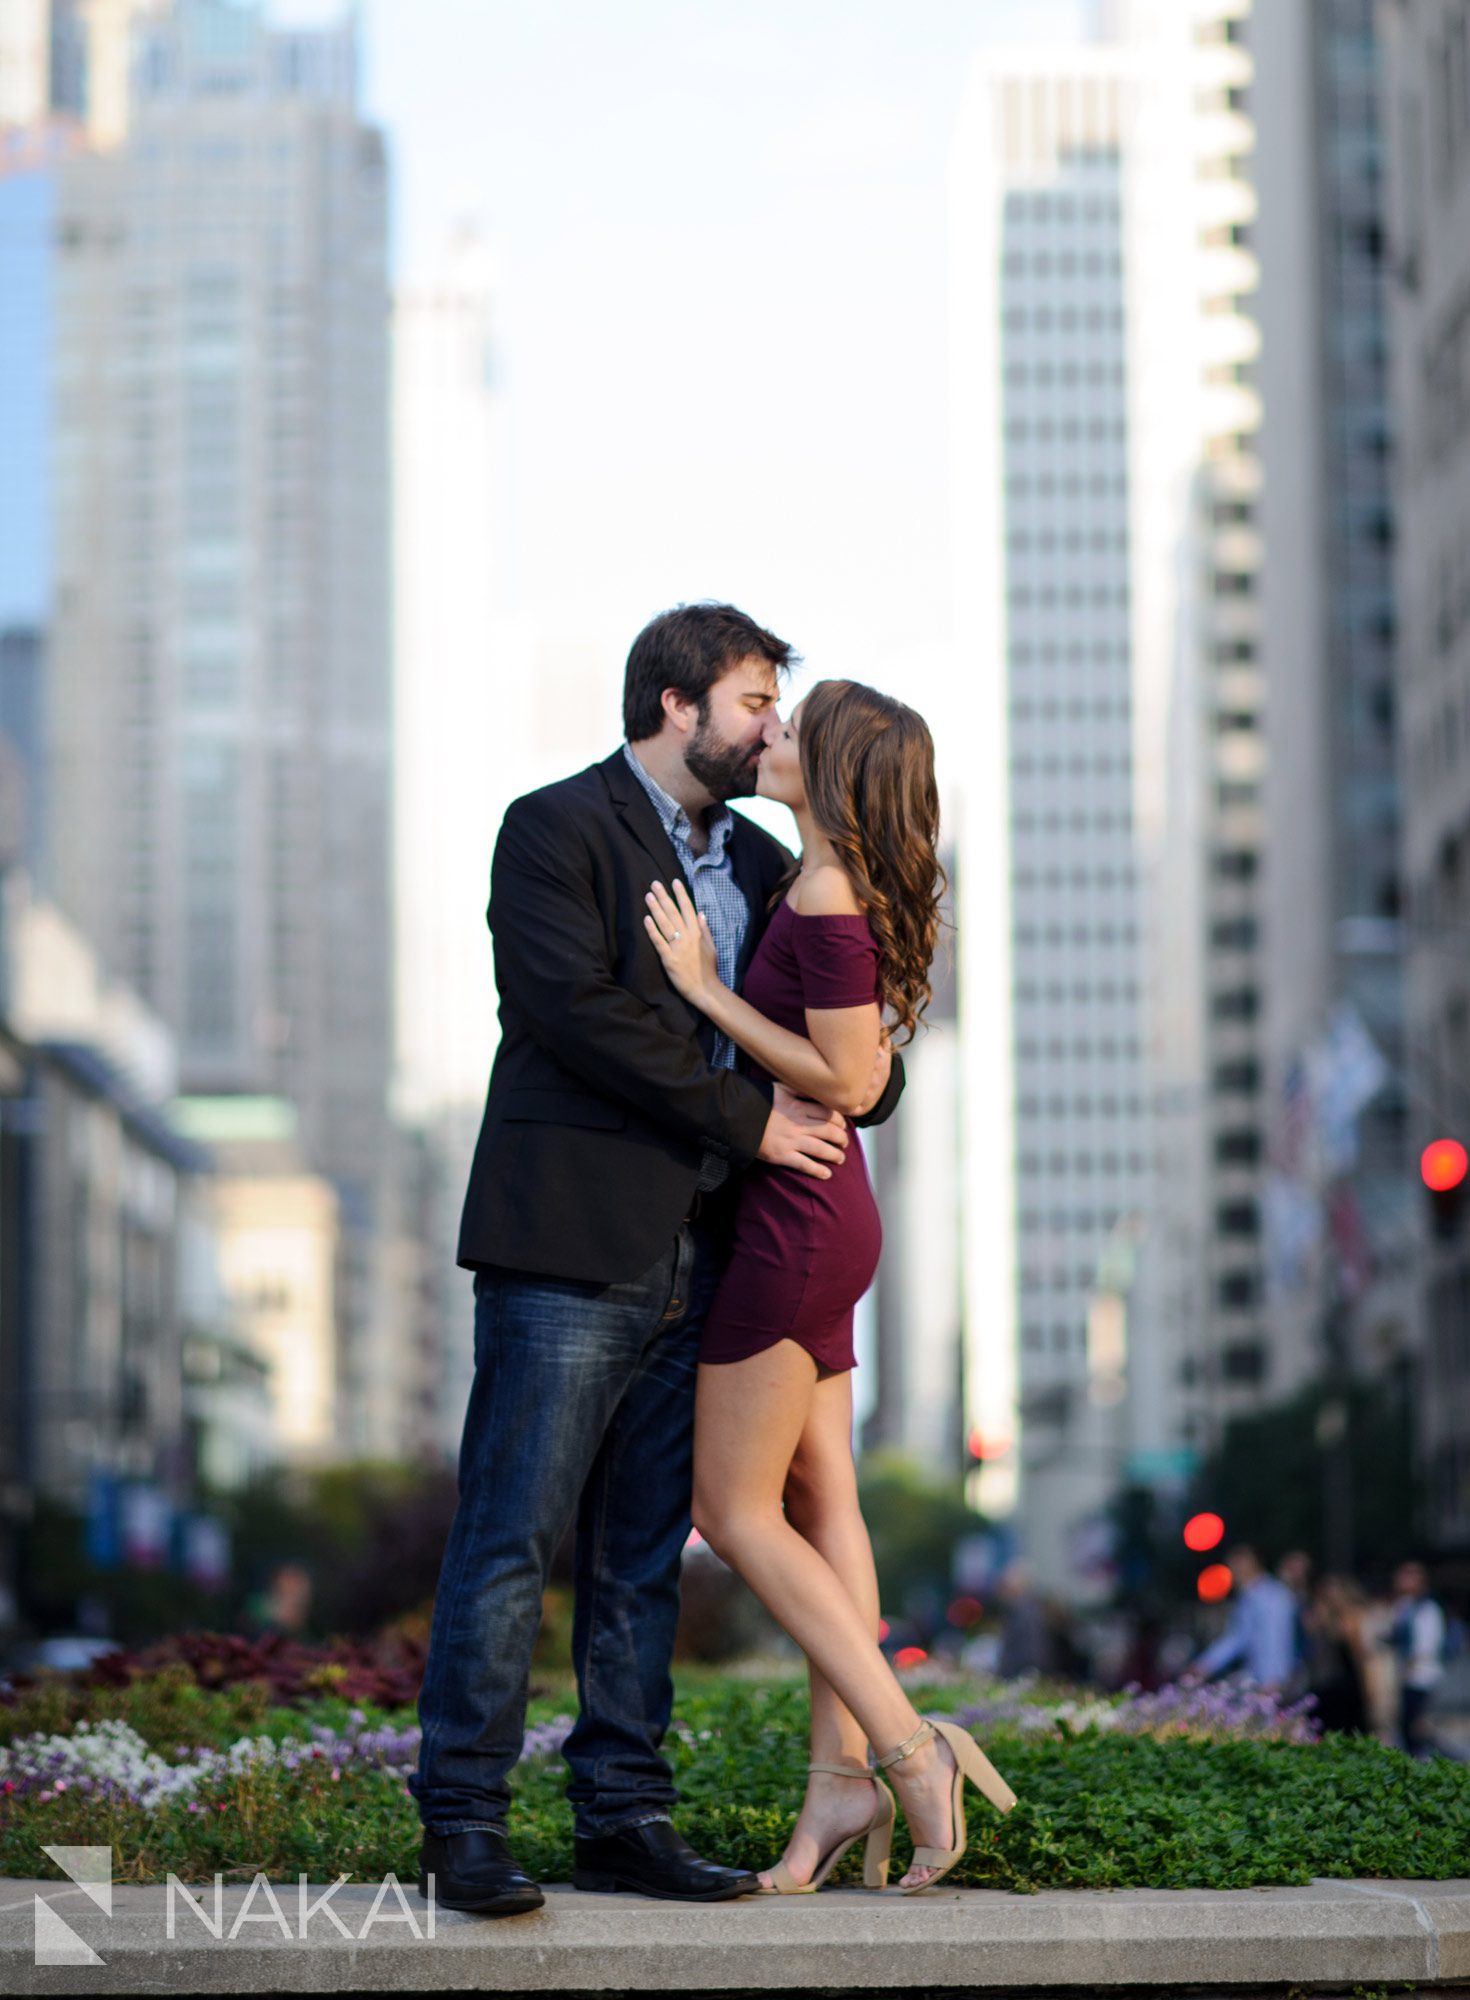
290, 0, 1097, 706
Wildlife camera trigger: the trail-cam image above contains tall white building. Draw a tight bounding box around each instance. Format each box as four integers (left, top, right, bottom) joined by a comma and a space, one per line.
392, 225, 507, 1131
863, 924, 964, 1475
0, 0, 50, 128
951, 2, 1297, 1594
1380, 0, 1470, 1551
950, 50, 1155, 1596
0, 2, 166, 146
1105, 0, 1274, 1474
391, 225, 623, 1457
391, 224, 510, 1458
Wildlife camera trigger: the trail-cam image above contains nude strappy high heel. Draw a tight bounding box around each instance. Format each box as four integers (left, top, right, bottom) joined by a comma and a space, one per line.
760, 1759, 897, 1894
875, 1716, 1018, 1895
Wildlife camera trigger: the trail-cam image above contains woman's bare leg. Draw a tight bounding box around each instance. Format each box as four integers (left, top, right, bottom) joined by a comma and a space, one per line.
772, 1369, 888, 1883
693, 1344, 964, 1887
784, 1371, 881, 1759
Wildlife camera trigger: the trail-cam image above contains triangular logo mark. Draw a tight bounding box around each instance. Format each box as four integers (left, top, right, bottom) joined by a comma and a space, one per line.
33, 1895, 103, 1967
41, 1844, 113, 1913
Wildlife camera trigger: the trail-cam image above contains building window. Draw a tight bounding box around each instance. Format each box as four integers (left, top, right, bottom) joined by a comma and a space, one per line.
1216, 1201, 1260, 1238
1221, 1338, 1267, 1383
1215, 1127, 1262, 1164
1216, 1270, 1260, 1310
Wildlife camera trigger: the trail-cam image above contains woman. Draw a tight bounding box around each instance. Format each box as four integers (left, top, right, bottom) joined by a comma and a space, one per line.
1305, 1577, 1370, 1736
643, 679, 1017, 1895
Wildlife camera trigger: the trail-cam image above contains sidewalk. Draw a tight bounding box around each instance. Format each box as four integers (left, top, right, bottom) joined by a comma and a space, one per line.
2, 1875, 1468, 1994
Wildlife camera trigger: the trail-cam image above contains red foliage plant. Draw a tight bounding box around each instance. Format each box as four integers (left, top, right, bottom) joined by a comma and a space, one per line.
31, 1626, 429, 1710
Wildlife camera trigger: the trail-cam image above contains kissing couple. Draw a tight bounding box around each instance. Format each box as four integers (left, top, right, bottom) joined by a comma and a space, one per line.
409, 602, 1017, 1915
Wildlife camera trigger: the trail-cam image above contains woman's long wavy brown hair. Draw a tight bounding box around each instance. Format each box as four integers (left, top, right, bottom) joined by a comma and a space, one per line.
779, 679, 945, 1047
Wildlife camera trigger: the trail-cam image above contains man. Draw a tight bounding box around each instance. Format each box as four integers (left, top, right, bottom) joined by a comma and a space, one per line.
1389, 1559, 1446, 1760
1183, 1542, 1298, 1693
409, 603, 903, 1917
1275, 1549, 1313, 1703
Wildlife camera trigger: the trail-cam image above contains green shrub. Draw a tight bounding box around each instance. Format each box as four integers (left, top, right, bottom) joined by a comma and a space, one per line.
0, 1664, 275, 1754
3, 1674, 1466, 1893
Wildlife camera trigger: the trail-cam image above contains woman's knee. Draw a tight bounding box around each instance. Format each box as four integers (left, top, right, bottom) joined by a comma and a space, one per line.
783, 1453, 860, 1533
692, 1490, 778, 1563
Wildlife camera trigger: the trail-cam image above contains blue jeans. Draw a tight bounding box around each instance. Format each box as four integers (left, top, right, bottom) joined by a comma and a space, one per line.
409, 1222, 723, 1839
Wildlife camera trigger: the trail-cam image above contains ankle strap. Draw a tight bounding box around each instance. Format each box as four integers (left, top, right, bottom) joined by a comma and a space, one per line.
874, 1719, 936, 1771
806, 1759, 874, 1778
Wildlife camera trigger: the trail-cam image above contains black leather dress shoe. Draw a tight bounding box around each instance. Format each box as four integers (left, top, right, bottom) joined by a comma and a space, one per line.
418, 1828, 545, 1916
573, 1817, 759, 1901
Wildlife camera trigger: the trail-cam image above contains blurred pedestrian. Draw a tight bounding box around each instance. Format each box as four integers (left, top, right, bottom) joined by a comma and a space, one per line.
1118, 1606, 1165, 1693
1304, 1577, 1369, 1736
996, 1561, 1055, 1677
1042, 1595, 1090, 1682
1183, 1543, 1297, 1692
245, 1560, 313, 1638
1276, 1549, 1314, 1702
1389, 1559, 1446, 1759
1277, 1549, 1313, 1597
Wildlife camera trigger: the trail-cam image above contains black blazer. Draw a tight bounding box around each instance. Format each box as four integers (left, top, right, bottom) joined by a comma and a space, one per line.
457, 748, 905, 1283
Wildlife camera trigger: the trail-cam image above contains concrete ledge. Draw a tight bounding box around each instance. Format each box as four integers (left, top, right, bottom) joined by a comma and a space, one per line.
1, 1876, 1468, 1994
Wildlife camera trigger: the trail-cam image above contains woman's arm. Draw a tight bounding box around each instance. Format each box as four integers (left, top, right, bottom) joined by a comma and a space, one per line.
644, 877, 883, 1118
490, 794, 773, 1160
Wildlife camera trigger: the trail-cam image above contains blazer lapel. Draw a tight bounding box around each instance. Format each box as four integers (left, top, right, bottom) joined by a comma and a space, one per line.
599, 749, 709, 1049
600, 748, 691, 897
729, 813, 776, 986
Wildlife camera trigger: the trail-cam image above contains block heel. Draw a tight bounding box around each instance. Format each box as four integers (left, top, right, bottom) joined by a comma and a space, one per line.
876, 1715, 1018, 1895
760, 1760, 896, 1895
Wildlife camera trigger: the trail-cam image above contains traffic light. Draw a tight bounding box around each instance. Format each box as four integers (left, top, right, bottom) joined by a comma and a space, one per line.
1183, 1511, 1225, 1554
1421, 1138, 1469, 1240
1197, 1563, 1233, 1603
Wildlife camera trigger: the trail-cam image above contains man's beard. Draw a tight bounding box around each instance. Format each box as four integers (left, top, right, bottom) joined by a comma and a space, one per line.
685, 707, 761, 801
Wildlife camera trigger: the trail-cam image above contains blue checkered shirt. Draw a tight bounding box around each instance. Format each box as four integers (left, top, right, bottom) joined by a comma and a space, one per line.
623, 744, 751, 1191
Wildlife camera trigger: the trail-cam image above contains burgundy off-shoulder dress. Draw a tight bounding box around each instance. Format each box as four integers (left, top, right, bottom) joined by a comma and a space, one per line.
699, 901, 884, 1375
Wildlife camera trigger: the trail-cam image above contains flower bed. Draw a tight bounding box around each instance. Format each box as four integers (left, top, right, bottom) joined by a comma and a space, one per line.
952, 1677, 1322, 1744
1, 1669, 1465, 1893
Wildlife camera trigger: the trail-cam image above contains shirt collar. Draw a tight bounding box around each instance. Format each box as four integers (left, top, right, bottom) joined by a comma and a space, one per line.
622, 743, 734, 859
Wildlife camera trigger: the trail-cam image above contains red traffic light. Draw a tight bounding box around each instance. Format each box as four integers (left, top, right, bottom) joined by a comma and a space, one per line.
1183, 1511, 1225, 1553
1421, 1139, 1469, 1193
1197, 1563, 1233, 1603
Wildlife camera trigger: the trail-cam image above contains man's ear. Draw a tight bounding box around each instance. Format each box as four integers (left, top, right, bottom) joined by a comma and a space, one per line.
661, 686, 698, 738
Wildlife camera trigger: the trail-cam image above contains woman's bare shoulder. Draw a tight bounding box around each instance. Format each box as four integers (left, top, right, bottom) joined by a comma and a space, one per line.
790, 863, 864, 916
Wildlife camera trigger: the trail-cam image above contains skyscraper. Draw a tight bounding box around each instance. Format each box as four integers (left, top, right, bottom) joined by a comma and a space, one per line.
391, 223, 509, 1460
0, 0, 50, 129
0, 3, 166, 146
1250, 0, 1410, 1543
1100, 0, 1272, 1476
1380, 0, 1470, 1550
41, 0, 394, 1450
392, 225, 506, 1133
45, 0, 391, 1210
950, 49, 1155, 1593
0, 121, 77, 883
862, 910, 963, 1476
